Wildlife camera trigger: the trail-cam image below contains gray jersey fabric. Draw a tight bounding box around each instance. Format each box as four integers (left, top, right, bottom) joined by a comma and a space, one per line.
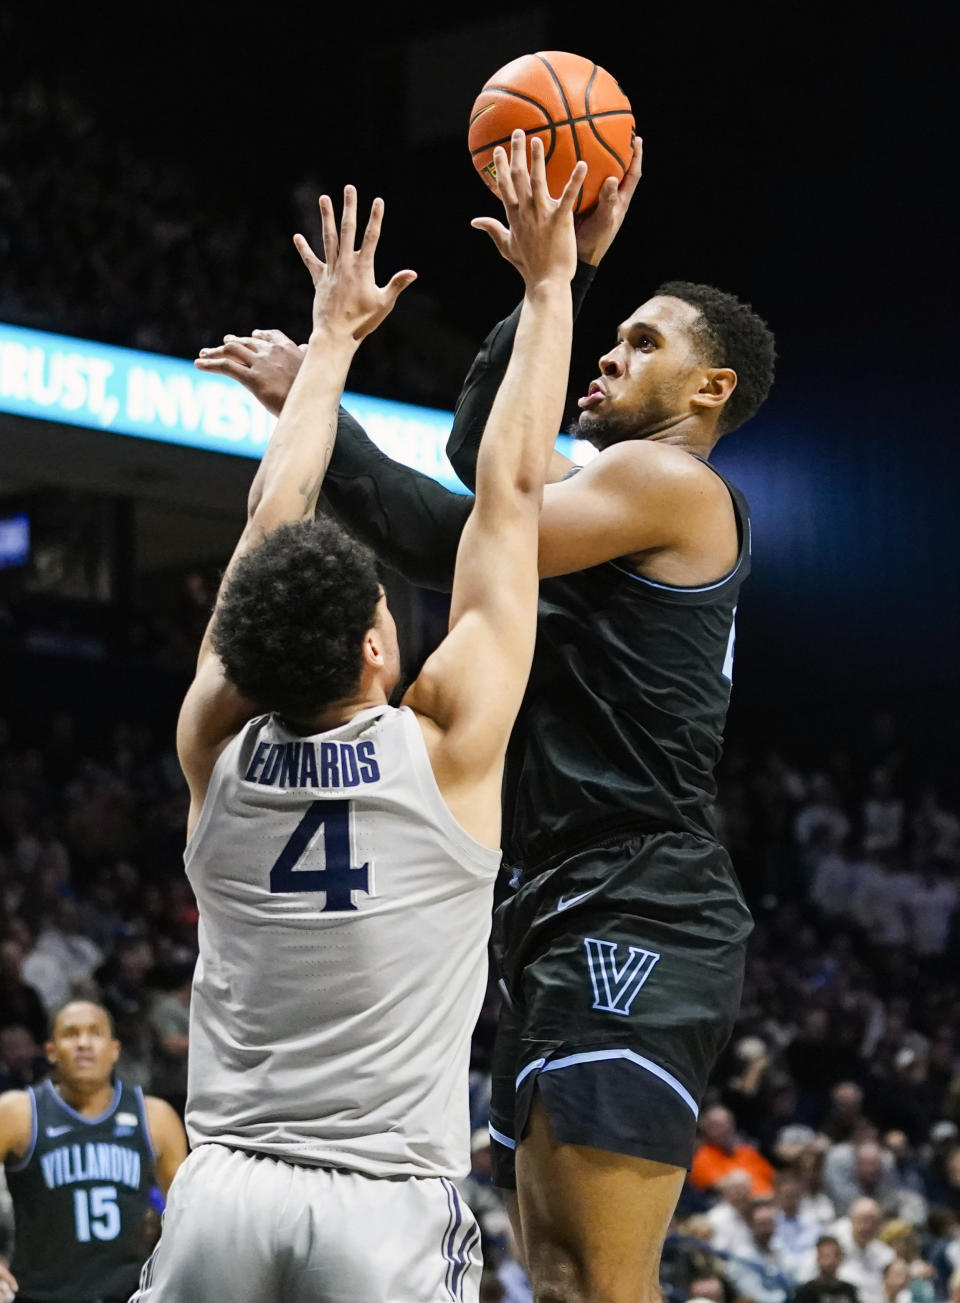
131, 1144, 481, 1303
184, 704, 500, 1179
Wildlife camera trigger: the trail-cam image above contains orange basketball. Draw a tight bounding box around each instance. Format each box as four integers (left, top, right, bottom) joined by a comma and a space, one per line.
468, 51, 635, 215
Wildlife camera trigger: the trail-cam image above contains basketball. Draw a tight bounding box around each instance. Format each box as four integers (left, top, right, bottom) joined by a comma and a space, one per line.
468, 51, 635, 214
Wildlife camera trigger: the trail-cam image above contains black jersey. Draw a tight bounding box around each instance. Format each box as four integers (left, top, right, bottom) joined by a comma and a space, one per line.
503, 460, 751, 872
5, 1078, 156, 1302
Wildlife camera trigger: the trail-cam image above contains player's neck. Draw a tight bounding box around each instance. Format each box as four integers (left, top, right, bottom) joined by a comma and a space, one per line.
640, 414, 718, 459
54, 1078, 116, 1117
287, 685, 390, 735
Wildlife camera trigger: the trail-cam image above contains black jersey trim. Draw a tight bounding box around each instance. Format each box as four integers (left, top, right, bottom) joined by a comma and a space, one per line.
606, 459, 750, 602
44, 1077, 122, 1126
5, 1086, 38, 1172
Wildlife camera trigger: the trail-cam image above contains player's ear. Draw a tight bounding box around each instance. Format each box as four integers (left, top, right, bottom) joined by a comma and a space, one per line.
110, 1039, 121, 1067
45, 1039, 57, 1066
361, 626, 384, 668
692, 367, 737, 415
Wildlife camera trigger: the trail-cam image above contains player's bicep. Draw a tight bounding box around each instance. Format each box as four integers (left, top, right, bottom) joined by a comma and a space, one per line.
535, 446, 694, 577
176, 655, 257, 811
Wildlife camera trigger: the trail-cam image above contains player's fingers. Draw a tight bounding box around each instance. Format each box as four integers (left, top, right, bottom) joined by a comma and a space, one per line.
194, 357, 253, 382
383, 269, 418, 302
318, 195, 338, 265
339, 184, 358, 253
195, 340, 253, 365
508, 128, 531, 200
219, 336, 258, 361
252, 328, 295, 345
294, 232, 325, 281
597, 176, 620, 208
470, 216, 511, 256
528, 135, 549, 202
360, 196, 385, 259
620, 136, 643, 194
557, 160, 589, 214
493, 145, 517, 209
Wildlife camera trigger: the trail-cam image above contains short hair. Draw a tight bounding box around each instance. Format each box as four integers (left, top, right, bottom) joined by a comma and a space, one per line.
654, 280, 776, 435
817, 1236, 842, 1250
213, 518, 382, 719
50, 999, 115, 1039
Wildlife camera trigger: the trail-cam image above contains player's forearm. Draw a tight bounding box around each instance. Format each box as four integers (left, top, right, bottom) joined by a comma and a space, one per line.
446, 260, 596, 490
474, 279, 573, 514
248, 328, 358, 527
321, 407, 471, 591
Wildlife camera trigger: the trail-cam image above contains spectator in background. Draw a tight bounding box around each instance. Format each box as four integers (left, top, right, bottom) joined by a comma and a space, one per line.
881, 1261, 913, 1303
793, 1140, 838, 1226
19, 892, 102, 1010
787, 1027, 860, 1126
0, 936, 47, 1045
772, 1169, 823, 1282
862, 770, 904, 856
908, 864, 958, 961
823, 1083, 870, 1144
687, 1276, 726, 1303
722, 1200, 794, 1303
795, 775, 851, 851
704, 1169, 755, 1256
877, 1221, 936, 1303
824, 1141, 902, 1223
794, 1236, 859, 1303
825, 1197, 896, 1303
925, 1131, 960, 1210
690, 1105, 776, 1197
0, 1025, 46, 1092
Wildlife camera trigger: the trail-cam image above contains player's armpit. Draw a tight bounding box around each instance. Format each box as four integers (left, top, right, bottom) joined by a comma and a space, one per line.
536, 441, 726, 578
0, 1090, 33, 1165
144, 1096, 188, 1195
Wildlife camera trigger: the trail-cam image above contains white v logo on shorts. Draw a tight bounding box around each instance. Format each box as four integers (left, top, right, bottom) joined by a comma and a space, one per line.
584, 937, 660, 1015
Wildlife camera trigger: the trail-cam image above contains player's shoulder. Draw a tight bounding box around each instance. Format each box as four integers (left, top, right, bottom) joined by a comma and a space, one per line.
0, 1088, 35, 1159
592, 440, 727, 499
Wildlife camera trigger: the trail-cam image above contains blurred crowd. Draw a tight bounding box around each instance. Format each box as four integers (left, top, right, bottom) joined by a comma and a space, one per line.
0, 79, 476, 407
1, 693, 958, 1299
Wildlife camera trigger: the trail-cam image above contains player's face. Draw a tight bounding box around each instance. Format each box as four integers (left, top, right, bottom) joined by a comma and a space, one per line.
46, 1002, 120, 1088
576, 296, 708, 447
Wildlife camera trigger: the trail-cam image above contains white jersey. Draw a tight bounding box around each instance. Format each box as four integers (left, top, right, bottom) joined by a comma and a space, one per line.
184, 704, 500, 1179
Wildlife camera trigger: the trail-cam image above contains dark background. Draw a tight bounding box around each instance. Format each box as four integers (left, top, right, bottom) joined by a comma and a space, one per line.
2, 1, 955, 762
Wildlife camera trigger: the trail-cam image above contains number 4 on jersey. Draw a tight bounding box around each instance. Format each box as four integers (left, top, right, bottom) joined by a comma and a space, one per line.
269, 800, 371, 911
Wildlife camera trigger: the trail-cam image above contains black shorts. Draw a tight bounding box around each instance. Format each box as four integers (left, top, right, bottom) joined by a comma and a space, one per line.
488, 828, 752, 1188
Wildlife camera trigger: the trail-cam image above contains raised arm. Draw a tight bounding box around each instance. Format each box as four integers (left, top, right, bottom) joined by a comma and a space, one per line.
177, 190, 415, 834
196, 335, 469, 591
446, 137, 644, 491
402, 135, 585, 846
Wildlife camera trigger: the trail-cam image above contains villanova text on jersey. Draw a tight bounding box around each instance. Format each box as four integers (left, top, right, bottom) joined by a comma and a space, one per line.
5, 1079, 156, 1303
40, 1140, 142, 1191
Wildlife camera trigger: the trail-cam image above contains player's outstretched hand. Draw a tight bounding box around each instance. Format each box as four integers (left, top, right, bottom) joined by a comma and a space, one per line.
470, 131, 586, 288
296, 187, 417, 343
194, 329, 305, 417
573, 135, 643, 267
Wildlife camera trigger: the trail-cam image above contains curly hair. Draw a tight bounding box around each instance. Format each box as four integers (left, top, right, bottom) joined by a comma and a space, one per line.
212, 517, 382, 719
655, 281, 776, 435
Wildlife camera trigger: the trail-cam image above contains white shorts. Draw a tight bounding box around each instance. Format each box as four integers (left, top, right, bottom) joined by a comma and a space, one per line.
130, 1143, 481, 1303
